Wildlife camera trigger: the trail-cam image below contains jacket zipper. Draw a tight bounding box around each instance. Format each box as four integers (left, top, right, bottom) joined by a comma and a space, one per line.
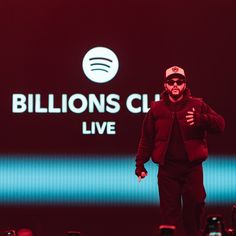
178, 112, 188, 160
162, 111, 175, 164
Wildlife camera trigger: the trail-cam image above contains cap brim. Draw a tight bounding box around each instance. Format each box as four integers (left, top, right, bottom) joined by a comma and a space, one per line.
166, 73, 186, 81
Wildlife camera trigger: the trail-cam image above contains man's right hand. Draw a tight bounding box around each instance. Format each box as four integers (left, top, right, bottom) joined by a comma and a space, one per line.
138, 171, 148, 182
135, 165, 148, 182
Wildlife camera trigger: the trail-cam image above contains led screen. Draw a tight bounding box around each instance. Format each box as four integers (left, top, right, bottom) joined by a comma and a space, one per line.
1, 0, 235, 206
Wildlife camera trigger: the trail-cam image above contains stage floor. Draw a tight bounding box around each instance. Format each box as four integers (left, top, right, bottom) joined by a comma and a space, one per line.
0, 205, 233, 236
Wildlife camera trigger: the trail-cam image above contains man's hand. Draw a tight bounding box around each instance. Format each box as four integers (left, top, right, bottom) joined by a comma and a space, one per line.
186, 107, 195, 126
138, 171, 148, 182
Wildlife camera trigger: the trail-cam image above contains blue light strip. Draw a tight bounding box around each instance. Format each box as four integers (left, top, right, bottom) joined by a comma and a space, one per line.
0, 155, 235, 205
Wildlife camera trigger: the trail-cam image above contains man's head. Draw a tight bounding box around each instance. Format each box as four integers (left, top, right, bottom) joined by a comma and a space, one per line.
164, 66, 187, 101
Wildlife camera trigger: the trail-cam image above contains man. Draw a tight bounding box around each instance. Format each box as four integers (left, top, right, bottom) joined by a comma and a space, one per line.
135, 66, 225, 236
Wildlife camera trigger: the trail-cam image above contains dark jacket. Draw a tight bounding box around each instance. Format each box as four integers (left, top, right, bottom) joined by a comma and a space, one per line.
135, 88, 225, 174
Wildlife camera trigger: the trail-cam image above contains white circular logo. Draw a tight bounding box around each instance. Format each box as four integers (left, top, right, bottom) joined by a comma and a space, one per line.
82, 47, 119, 83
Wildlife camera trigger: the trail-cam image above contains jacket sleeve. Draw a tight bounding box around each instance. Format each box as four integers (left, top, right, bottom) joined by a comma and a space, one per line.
195, 101, 225, 134
135, 104, 155, 170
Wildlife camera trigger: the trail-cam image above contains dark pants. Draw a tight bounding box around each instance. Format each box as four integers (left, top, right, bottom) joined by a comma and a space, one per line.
158, 162, 206, 236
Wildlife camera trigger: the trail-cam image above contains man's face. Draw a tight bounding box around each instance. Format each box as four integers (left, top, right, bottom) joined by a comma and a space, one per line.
164, 77, 186, 100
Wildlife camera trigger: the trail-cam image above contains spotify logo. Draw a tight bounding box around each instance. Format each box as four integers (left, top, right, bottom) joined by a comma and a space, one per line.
82, 47, 119, 83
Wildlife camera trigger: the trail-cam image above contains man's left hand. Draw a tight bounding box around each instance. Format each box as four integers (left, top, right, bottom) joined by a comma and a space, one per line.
186, 107, 195, 126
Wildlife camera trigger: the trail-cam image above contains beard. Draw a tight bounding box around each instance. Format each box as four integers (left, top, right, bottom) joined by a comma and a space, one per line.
167, 88, 185, 100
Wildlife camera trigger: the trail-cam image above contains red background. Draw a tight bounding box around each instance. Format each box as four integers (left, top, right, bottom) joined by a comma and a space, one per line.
1, 0, 235, 155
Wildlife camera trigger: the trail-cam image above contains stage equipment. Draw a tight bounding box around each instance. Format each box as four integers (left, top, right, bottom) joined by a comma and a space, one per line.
159, 225, 176, 236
